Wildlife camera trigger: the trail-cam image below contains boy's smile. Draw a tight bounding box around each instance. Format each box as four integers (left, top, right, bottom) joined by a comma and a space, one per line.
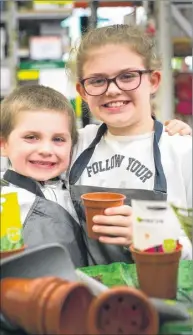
28, 160, 57, 169
1, 111, 72, 181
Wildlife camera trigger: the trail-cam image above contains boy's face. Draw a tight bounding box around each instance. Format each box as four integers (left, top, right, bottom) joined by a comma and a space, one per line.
1, 110, 72, 181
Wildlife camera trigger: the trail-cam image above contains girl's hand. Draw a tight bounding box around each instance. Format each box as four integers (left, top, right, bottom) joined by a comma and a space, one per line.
92, 205, 133, 247
165, 119, 192, 136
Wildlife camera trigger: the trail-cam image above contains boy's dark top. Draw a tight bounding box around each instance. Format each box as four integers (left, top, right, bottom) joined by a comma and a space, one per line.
2, 169, 87, 268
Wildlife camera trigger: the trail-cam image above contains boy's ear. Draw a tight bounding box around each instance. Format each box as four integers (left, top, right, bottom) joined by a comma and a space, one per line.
0, 138, 8, 157
150, 71, 161, 94
76, 82, 88, 102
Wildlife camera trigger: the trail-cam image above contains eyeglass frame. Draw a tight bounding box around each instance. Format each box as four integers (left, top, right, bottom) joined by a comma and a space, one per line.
80, 69, 153, 96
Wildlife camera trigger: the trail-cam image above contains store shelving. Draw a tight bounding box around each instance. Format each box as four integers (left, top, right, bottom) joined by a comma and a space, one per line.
1, 0, 192, 100
0, 0, 72, 98
1, 12, 8, 23
17, 10, 72, 20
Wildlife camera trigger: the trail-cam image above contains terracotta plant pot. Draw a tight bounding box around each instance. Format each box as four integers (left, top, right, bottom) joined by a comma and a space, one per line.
87, 286, 159, 335
130, 244, 182, 299
81, 192, 126, 239
0, 245, 26, 260
0, 277, 93, 335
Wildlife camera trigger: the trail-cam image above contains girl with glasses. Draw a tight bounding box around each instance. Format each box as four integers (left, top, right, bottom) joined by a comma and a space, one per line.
66, 24, 192, 265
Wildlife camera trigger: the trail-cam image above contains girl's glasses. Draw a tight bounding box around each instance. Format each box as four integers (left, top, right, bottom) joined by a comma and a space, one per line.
80, 70, 153, 96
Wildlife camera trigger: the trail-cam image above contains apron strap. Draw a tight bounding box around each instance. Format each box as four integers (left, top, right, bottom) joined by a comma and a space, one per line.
3, 170, 45, 198
153, 120, 167, 194
69, 123, 107, 185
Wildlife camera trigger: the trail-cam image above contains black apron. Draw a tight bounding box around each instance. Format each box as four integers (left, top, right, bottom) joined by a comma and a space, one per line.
2, 170, 87, 268
69, 120, 167, 266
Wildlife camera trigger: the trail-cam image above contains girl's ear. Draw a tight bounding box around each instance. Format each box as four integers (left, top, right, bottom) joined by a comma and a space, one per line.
76, 82, 88, 102
0, 137, 8, 157
150, 71, 161, 94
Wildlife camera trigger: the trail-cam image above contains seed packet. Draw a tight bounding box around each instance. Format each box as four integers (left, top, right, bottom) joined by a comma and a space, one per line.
131, 200, 181, 252
0, 192, 24, 251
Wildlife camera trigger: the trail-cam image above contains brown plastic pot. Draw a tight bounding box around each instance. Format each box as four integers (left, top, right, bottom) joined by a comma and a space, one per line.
130, 244, 182, 299
0, 277, 94, 335
87, 286, 159, 335
0, 245, 26, 260
81, 192, 126, 239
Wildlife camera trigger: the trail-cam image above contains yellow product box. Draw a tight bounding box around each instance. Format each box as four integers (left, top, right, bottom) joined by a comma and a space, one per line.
0, 192, 24, 251
33, 0, 73, 10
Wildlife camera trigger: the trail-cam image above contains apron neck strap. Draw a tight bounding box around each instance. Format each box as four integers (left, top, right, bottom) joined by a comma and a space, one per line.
3, 170, 46, 198
153, 120, 167, 193
87, 123, 107, 148
69, 123, 107, 185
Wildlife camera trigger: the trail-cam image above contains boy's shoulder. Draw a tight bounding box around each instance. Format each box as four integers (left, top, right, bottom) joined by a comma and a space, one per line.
1, 171, 36, 203
1, 183, 36, 202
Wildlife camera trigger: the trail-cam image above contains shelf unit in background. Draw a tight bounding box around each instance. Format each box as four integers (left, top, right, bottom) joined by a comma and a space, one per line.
1, 0, 72, 98
1, 0, 192, 101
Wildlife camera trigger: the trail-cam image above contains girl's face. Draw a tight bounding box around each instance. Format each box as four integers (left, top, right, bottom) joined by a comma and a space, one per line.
77, 44, 161, 135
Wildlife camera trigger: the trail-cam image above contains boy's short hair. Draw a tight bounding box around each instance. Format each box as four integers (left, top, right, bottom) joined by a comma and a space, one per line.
1, 85, 78, 145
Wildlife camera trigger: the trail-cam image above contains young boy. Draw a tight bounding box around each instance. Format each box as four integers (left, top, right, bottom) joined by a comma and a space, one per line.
0, 85, 86, 267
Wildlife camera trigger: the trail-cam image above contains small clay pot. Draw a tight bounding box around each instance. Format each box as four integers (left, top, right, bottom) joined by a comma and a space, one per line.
0, 277, 94, 334
81, 192, 126, 239
0, 245, 26, 260
130, 244, 182, 299
87, 286, 159, 335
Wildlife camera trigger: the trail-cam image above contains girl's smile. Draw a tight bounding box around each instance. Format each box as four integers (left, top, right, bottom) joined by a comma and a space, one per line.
102, 100, 131, 110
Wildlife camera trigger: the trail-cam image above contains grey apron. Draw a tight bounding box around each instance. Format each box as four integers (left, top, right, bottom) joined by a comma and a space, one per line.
2, 170, 87, 268
69, 120, 167, 266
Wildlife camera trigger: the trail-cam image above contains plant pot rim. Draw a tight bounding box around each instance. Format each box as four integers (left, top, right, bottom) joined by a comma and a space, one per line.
87, 286, 159, 335
0, 245, 26, 258
81, 192, 126, 202
130, 244, 182, 256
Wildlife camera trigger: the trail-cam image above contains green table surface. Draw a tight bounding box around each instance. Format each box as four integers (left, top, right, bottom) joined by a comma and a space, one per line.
80, 260, 193, 335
